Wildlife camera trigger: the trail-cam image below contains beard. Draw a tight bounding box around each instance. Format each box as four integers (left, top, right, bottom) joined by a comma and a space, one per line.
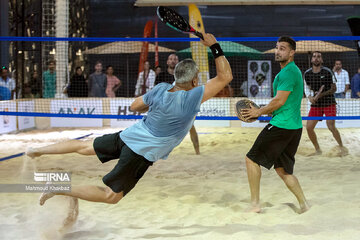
312, 62, 321, 67
275, 55, 289, 63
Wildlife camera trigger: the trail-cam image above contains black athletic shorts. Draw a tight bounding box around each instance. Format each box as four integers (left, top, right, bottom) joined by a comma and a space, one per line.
93, 131, 153, 195
246, 124, 302, 174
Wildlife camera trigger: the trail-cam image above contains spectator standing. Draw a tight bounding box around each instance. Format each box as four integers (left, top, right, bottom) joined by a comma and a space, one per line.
351, 66, 360, 98
68, 67, 88, 97
333, 60, 350, 98
154, 66, 161, 77
23, 83, 34, 98
105, 65, 121, 98
155, 54, 179, 85
0, 67, 16, 100
88, 61, 107, 97
30, 70, 42, 98
42, 60, 56, 98
135, 61, 156, 97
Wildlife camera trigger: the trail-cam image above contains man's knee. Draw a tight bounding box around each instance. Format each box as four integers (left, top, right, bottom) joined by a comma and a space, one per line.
326, 121, 336, 132
245, 156, 259, 167
77, 140, 95, 155
306, 124, 315, 132
105, 188, 123, 204
328, 126, 336, 133
275, 167, 290, 180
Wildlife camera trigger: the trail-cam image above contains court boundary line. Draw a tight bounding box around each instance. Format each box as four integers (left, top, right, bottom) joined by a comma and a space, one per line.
1, 111, 360, 121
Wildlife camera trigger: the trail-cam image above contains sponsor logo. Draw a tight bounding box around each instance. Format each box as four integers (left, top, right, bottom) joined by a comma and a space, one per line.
117, 106, 142, 116
34, 172, 71, 182
58, 107, 96, 114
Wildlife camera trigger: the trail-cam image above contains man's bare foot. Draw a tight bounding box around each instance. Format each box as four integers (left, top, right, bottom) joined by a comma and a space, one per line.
338, 146, 348, 157
26, 148, 42, 158
299, 202, 311, 214
39, 191, 55, 206
245, 203, 261, 213
307, 149, 322, 157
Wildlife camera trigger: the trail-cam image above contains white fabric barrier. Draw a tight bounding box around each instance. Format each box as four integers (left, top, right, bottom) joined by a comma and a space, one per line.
0, 101, 17, 134
50, 100, 103, 127
18, 101, 35, 130
1, 97, 359, 133
196, 98, 231, 127
110, 98, 143, 128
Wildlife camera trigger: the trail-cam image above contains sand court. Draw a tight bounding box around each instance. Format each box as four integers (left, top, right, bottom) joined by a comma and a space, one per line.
0, 127, 359, 240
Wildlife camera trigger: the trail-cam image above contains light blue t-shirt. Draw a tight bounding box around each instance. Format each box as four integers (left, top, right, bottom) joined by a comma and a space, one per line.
120, 83, 205, 162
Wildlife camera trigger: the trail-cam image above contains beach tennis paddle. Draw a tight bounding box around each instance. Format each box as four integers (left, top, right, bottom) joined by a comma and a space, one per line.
236, 99, 260, 123
157, 6, 204, 40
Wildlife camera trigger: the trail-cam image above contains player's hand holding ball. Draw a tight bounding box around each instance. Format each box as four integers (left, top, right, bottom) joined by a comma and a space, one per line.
236, 99, 261, 123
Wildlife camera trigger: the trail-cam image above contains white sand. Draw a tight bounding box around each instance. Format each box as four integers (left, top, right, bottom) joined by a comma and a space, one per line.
0, 126, 360, 240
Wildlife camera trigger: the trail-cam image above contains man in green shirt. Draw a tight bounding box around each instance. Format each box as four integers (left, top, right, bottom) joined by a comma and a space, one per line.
242, 36, 309, 214
42, 60, 56, 98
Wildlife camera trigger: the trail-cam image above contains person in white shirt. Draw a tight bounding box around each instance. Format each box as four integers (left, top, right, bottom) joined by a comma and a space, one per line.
333, 60, 350, 98
134, 61, 156, 97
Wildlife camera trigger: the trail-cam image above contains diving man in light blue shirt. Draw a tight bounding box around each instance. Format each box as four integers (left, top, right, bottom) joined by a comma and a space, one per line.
27, 32, 233, 206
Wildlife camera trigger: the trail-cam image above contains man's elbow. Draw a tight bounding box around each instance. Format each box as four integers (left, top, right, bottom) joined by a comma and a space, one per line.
129, 104, 137, 112
227, 73, 233, 83
219, 72, 233, 83
276, 98, 286, 108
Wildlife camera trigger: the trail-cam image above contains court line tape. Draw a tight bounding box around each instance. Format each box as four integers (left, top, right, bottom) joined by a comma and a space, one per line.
198, 132, 233, 134
1, 36, 359, 42
1, 111, 360, 121
0, 133, 93, 162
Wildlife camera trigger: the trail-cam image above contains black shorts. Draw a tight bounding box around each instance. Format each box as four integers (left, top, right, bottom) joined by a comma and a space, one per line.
93, 131, 153, 195
246, 124, 302, 174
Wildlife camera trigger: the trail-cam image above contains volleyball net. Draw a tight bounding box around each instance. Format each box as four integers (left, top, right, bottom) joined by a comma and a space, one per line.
0, 36, 360, 127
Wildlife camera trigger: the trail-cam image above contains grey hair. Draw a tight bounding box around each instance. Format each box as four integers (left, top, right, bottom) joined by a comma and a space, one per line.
174, 59, 199, 84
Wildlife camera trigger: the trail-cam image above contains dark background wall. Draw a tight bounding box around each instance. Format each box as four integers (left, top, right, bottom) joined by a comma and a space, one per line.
3, 1, 358, 97
87, 1, 360, 96
89, 1, 360, 38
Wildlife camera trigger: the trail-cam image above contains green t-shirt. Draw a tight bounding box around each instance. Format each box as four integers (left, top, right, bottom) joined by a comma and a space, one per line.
269, 61, 303, 130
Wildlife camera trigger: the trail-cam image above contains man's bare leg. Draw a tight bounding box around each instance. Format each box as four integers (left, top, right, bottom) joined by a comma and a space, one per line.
326, 120, 343, 147
306, 120, 322, 155
27, 139, 95, 158
40, 185, 123, 205
275, 167, 310, 214
326, 120, 347, 156
245, 156, 261, 213
189, 125, 200, 155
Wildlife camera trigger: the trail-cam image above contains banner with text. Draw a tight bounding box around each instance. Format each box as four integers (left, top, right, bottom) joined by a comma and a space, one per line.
18, 101, 35, 130
110, 98, 144, 128
50, 100, 103, 127
0, 101, 17, 134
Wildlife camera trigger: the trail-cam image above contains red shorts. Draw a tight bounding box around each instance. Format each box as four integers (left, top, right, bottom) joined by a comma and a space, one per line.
308, 104, 336, 117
